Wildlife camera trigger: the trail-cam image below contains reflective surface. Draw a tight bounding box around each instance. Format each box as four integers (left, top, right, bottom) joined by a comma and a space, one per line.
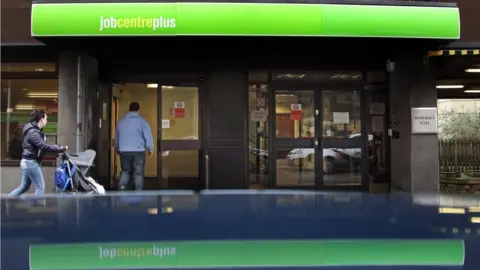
277, 148, 315, 186
323, 148, 362, 186
248, 83, 269, 188
162, 150, 199, 189
322, 90, 361, 138
275, 91, 314, 138
1, 192, 480, 270
161, 86, 199, 140
1, 79, 58, 161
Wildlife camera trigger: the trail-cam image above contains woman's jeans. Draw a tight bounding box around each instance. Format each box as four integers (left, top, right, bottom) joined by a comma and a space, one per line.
8, 159, 45, 197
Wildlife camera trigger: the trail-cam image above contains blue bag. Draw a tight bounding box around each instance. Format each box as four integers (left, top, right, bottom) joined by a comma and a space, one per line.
55, 161, 77, 191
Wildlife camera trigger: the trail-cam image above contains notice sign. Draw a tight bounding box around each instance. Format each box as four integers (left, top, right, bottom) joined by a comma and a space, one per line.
251, 110, 267, 122
174, 101, 185, 119
333, 112, 349, 124
290, 104, 302, 121
412, 107, 437, 134
162, 119, 170, 129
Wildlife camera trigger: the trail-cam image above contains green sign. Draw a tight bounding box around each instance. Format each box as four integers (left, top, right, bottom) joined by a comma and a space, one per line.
31, 3, 460, 39
30, 239, 464, 269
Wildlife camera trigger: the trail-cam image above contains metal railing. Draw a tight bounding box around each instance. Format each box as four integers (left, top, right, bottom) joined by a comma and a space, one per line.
439, 140, 480, 174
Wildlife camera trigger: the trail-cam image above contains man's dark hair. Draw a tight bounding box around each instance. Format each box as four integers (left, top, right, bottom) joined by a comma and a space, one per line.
129, 102, 140, 112
29, 109, 46, 122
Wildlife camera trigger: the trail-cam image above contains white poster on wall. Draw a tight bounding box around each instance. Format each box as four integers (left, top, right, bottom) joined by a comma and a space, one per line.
250, 110, 268, 122
411, 107, 437, 134
162, 119, 170, 129
333, 112, 350, 124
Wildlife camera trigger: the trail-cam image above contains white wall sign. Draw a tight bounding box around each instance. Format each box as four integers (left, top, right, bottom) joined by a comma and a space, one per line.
250, 110, 268, 122
174, 101, 185, 109
411, 107, 437, 134
333, 112, 349, 124
162, 119, 170, 129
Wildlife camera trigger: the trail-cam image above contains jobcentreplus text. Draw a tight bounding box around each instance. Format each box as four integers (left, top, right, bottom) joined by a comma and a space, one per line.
99, 16, 176, 31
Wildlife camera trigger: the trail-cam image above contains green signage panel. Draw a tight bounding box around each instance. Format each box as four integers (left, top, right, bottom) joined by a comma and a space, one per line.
30, 239, 464, 269
31, 3, 460, 39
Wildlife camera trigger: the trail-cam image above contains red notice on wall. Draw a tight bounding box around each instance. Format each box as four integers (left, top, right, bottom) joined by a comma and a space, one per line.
290, 103, 302, 121
174, 101, 185, 119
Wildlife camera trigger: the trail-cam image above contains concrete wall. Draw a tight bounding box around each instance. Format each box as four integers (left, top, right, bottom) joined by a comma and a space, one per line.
57, 51, 99, 154
1, 167, 55, 194
389, 52, 440, 194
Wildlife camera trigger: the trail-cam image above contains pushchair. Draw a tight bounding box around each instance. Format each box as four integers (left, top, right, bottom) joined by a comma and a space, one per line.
55, 149, 105, 195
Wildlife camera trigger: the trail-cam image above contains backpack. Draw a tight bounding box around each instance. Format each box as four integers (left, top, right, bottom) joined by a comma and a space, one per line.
55, 161, 77, 191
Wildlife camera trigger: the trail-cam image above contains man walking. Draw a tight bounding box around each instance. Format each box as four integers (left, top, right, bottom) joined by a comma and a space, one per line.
115, 102, 154, 191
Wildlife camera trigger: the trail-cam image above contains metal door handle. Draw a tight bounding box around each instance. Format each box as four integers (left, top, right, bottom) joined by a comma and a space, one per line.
205, 151, 210, 189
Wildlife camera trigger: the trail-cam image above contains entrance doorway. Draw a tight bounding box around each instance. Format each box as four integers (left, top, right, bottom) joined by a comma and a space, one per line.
109, 82, 205, 190
271, 88, 368, 189
157, 84, 204, 190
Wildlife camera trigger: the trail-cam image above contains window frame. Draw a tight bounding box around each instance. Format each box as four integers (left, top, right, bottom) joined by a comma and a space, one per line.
1, 60, 59, 167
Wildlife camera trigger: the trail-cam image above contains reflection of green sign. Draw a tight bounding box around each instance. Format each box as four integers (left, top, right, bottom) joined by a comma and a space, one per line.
30, 239, 464, 269
0, 114, 58, 124
43, 122, 57, 133
31, 3, 460, 39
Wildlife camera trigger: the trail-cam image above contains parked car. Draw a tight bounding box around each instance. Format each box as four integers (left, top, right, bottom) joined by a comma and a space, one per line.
249, 134, 373, 174
286, 134, 373, 173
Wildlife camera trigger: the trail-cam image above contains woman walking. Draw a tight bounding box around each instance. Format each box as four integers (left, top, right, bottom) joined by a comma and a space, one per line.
8, 110, 68, 197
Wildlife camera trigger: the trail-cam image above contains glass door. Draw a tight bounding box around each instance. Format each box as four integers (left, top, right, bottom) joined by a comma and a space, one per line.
157, 84, 204, 190
271, 88, 368, 189
320, 90, 366, 188
271, 89, 319, 188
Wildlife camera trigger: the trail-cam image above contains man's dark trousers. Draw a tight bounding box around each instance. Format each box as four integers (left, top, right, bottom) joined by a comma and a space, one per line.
118, 152, 146, 191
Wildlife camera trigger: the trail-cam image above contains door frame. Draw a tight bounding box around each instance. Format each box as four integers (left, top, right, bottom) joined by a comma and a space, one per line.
156, 80, 207, 190
110, 95, 120, 188
268, 81, 370, 191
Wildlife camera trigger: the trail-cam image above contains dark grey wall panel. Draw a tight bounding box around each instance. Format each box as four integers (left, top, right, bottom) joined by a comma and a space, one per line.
209, 148, 246, 189
207, 72, 247, 141
206, 72, 247, 189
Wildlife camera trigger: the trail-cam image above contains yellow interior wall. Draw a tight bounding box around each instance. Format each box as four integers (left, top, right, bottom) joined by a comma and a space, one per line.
161, 87, 199, 178
275, 100, 314, 138
161, 87, 199, 139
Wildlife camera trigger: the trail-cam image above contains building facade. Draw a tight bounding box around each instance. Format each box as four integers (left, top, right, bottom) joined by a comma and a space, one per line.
1, 0, 479, 194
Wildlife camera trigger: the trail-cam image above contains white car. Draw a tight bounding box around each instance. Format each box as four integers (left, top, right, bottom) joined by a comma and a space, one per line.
286, 134, 372, 173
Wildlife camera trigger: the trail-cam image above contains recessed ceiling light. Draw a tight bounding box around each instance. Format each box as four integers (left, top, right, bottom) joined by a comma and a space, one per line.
465, 68, 480, 73
162, 86, 174, 89
34, 68, 44, 72
146, 83, 158, 88
436, 85, 464, 89
464, 90, 480, 93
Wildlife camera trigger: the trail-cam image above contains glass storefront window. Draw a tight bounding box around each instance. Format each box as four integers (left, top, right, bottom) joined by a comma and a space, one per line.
162, 150, 199, 189
275, 91, 314, 138
322, 91, 361, 139
323, 148, 361, 186
161, 86, 199, 140
276, 148, 315, 186
1, 62, 56, 73
248, 82, 269, 189
368, 90, 390, 189
1, 78, 58, 161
